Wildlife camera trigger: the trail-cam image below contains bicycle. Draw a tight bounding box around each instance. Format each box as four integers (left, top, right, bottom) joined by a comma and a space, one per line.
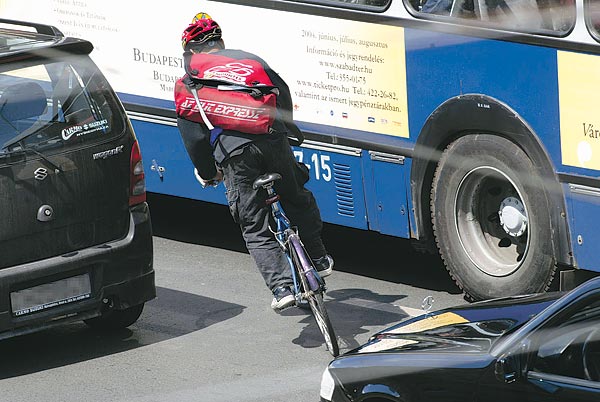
253, 172, 339, 357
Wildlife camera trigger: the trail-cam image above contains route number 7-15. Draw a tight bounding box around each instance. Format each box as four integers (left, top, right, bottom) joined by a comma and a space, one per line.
293, 150, 332, 182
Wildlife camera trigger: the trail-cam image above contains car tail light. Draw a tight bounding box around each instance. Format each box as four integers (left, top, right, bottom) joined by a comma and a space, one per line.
129, 140, 146, 206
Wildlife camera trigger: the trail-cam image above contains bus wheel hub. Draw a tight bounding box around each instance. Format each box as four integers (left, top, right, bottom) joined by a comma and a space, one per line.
499, 196, 527, 237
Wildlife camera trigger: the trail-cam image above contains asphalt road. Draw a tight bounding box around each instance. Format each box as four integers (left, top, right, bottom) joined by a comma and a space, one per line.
0, 194, 465, 402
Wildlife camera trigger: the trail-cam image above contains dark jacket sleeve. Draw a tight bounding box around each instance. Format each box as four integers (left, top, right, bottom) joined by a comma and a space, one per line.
177, 117, 218, 180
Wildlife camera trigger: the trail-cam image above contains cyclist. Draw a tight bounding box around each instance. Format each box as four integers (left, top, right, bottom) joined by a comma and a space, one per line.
176, 13, 334, 311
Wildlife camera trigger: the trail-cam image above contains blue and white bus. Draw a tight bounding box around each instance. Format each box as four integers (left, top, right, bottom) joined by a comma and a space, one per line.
6, 0, 600, 300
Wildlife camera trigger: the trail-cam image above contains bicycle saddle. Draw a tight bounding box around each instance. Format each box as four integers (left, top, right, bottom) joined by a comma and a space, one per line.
253, 172, 281, 189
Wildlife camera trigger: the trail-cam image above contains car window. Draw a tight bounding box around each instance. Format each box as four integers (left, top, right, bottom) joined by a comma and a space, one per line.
531, 297, 600, 381
0, 56, 125, 154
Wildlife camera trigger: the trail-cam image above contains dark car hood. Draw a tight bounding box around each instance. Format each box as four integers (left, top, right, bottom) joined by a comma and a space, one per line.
351, 292, 562, 355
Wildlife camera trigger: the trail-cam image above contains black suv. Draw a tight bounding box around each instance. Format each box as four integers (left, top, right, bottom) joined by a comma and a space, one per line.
0, 19, 155, 339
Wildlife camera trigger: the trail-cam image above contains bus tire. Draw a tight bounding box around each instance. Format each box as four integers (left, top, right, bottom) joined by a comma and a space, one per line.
431, 134, 556, 301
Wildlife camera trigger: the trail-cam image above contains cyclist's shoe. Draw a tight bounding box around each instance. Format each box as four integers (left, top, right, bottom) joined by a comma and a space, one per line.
271, 286, 295, 311
313, 254, 334, 278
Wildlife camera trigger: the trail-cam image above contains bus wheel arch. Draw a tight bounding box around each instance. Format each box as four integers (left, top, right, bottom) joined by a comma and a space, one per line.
411, 94, 571, 300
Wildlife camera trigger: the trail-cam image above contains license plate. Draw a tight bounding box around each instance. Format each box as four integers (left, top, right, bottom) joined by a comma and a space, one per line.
11, 273, 91, 317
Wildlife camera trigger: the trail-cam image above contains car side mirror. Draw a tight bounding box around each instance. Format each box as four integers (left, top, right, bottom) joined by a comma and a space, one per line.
495, 355, 519, 383
495, 339, 531, 383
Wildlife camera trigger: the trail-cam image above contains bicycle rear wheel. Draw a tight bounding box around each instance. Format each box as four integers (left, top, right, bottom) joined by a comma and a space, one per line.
289, 235, 339, 357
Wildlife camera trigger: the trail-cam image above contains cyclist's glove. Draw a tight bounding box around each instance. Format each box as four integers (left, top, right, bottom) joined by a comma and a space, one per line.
198, 168, 223, 188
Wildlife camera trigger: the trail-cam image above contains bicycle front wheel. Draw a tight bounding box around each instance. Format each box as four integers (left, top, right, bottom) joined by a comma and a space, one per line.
289, 235, 339, 357
306, 291, 339, 357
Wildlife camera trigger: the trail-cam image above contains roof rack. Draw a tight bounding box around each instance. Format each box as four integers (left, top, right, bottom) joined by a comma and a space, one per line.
0, 18, 63, 37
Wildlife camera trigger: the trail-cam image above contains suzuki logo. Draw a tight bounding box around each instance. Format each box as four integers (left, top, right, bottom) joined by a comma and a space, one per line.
34, 167, 48, 181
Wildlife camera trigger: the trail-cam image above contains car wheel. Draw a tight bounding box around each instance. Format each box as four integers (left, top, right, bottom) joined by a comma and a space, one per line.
84, 303, 145, 330
431, 134, 556, 301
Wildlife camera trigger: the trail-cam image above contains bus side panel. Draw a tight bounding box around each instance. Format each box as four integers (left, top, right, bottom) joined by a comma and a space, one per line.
404, 28, 561, 166
564, 184, 600, 273
292, 146, 368, 230
361, 153, 410, 238
133, 119, 227, 204
134, 117, 370, 229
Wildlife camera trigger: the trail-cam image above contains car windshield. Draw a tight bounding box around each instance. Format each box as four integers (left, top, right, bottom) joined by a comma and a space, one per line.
0, 26, 59, 53
0, 55, 124, 154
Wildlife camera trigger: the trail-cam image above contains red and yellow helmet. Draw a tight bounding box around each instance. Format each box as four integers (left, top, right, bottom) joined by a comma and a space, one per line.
181, 17, 222, 50
191, 12, 212, 24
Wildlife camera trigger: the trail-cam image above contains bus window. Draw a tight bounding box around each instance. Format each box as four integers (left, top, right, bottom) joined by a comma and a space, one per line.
585, 0, 600, 41
408, 0, 575, 35
294, 0, 390, 8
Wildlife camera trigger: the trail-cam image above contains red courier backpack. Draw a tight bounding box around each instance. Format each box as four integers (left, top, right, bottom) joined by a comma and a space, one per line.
174, 53, 278, 135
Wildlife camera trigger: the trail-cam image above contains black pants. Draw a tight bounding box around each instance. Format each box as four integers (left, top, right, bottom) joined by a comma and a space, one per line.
221, 135, 327, 292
